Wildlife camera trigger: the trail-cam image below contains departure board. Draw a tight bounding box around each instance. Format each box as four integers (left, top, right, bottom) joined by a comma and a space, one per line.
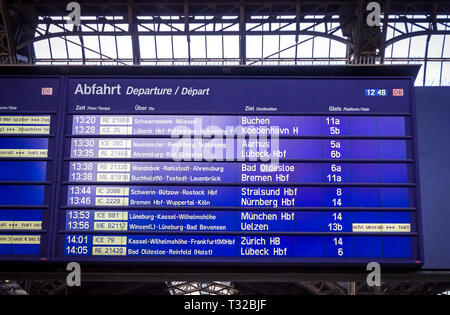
0, 67, 423, 266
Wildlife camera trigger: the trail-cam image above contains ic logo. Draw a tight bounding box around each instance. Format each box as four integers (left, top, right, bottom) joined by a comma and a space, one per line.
392, 89, 404, 97
41, 87, 53, 95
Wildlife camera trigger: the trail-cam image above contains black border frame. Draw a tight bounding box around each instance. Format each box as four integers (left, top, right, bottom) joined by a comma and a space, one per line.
0, 65, 427, 277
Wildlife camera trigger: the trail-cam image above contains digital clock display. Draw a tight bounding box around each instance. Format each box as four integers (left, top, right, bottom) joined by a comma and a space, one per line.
365, 88, 389, 96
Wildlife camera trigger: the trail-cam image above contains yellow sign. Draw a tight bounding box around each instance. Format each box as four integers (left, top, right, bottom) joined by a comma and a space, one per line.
0, 235, 41, 244
93, 236, 127, 245
92, 246, 126, 256
0, 149, 48, 158
352, 223, 411, 232
94, 211, 128, 221
0, 221, 42, 230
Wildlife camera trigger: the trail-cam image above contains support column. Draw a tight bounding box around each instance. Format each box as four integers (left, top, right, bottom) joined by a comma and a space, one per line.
128, 0, 140, 65
239, 1, 246, 65
0, 0, 16, 64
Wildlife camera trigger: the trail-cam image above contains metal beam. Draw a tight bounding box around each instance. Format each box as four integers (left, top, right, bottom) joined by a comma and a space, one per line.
239, 0, 246, 65
128, 0, 140, 65
1, 271, 450, 283
385, 30, 450, 47
6, 1, 450, 16
4, 0, 449, 67
23, 29, 354, 51
0, 0, 16, 63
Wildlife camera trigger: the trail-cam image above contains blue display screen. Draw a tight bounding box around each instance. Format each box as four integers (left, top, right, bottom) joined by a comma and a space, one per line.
0, 74, 423, 266
0, 77, 59, 259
